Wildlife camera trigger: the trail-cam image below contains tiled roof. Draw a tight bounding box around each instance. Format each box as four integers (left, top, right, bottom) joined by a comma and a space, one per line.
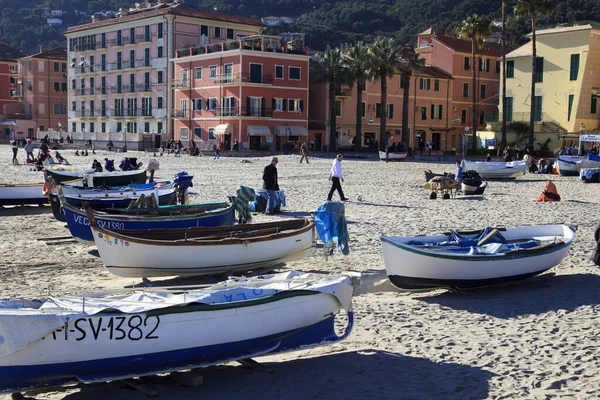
505, 41, 532, 59
417, 66, 452, 79
22, 47, 67, 60
527, 24, 596, 37
67, 2, 262, 34
0, 42, 25, 62
433, 34, 508, 57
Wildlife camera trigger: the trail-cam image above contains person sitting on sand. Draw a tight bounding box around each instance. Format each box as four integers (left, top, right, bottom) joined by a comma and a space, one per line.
74, 150, 80, 156
104, 158, 115, 171
55, 152, 68, 165
91, 159, 103, 172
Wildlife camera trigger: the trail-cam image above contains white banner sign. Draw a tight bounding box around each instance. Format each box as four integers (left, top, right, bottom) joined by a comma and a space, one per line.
580, 135, 600, 143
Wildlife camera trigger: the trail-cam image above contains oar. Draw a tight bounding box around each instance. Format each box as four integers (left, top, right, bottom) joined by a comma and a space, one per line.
477, 228, 499, 246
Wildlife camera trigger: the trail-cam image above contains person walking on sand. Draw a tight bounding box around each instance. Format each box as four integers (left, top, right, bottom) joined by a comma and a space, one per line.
24, 139, 35, 162
262, 157, 280, 214
299, 141, 309, 164
427, 140, 433, 155
11, 140, 18, 164
328, 154, 349, 201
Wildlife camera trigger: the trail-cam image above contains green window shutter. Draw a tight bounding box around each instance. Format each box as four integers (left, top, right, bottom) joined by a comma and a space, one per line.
505, 98, 513, 122
375, 103, 381, 118
388, 104, 393, 119
570, 54, 580, 81
437, 105, 442, 120
282, 98, 287, 111
299, 99, 304, 111
463, 83, 468, 97
431, 104, 434, 119
246, 97, 250, 116
434, 79, 439, 91
592, 95, 597, 114
427, 79, 431, 90
361, 102, 366, 117
535, 57, 544, 83
506, 61, 514, 78
480, 85, 486, 99
533, 96, 542, 121
568, 95, 574, 121
261, 97, 266, 116
464, 57, 470, 70
272, 98, 276, 110
231, 98, 235, 108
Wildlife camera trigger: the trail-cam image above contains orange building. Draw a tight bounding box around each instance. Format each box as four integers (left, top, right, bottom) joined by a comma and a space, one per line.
0, 42, 24, 137
172, 35, 310, 150
14, 48, 68, 137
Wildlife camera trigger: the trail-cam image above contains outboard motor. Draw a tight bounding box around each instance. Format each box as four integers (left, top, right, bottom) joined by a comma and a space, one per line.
173, 171, 194, 204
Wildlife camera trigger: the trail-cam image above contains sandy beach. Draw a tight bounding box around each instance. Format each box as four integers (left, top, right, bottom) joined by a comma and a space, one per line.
0, 145, 599, 399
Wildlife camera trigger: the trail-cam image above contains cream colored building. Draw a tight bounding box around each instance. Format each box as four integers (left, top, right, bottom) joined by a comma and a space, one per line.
495, 23, 600, 151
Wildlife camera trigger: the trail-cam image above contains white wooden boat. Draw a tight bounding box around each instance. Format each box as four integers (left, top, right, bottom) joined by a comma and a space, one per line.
45, 168, 147, 186
462, 160, 527, 179
575, 154, 600, 172
0, 271, 356, 393
554, 156, 583, 176
379, 151, 408, 161
88, 211, 316, 277
0, 183, 47, 206
381, 225, 575, 290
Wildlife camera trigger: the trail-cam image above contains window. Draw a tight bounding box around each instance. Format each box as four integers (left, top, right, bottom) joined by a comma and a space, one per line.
54, 62, 59, 72
53, 103, 66, 115
62, 62, 67, 72
81, 123, 86, 132
208, 127, 216, 140
180, 127, 189, 140
222, 97, 235, 116
362, 102, 366, 117
90, 122, 95, 133
533, 96, 542, 121
463, 82, 469, 97
434, 79, 439, 92
194, 67, 202, 80
129, 74, 135, 92
275, 65, 283, 79
144, 25, 151, 42
130, 27, 135, 43
158, 122, 163, 134
289, 66, 301, 80
223, 64, 233, 83
117, 30, 122, 46
158, 46, 163, 58
61, 83, 67, 92
117, 75, 122, 93
71, 123, 76, 133
209, 65, 217, 79
288, 99, 303, 112
157, 71, 163, 84
201, 25, 208, 37
194, 127, 202, 139
479, 58, 490, 72
214, 27, 221, 38
570, 54, 580, 81
567, 95, 574, 121
72, 101, 76, 111
535, 57, 543, 83
506, 60, 514, 78
54, 82, 60, 92
158, 23, 163, 39
129, 50, 135, 68
101, 76, 106, 94
101, 122, 106, 133
419, 78, 430, 90
101, 100, 106, 116
144, 48, 150, 66
72, 79, 76, 90
157, 96, 163, 109
142, 97, 152, 116
206, 98, 217, 111
431, 104, 442, 119
480, 84, 486, 99
387, 104, 394, 119
273, 98, 284, 111
90, 77, 94, 95
144, 72, 150, 91
89, 55, 94, 72
479, 111, 485, 125
38, 60, 44, 73
421, 107, 427, 120
101, 54, 106, 71
496, 60, 501, 73
505, 97, 513, 122
592, 95, 598, 114
226, 28, 234, 39
461, 109, 467, 124
193, 98, 202, 111
101, 32, 106, 48
464, 57, 470, 70
117, 51, 122, 69
335, 100, 342, 116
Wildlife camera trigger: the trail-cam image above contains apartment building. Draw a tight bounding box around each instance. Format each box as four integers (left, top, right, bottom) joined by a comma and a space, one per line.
64, 0, 262, 141
500, 23, 600, 147
13, 48, 68, 137
172, 35, 310, 150
0, 42, 24, 137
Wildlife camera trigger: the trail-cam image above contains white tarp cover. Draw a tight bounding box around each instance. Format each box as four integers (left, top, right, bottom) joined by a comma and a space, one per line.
0, 271, 357, 357
463, 160, 528, 174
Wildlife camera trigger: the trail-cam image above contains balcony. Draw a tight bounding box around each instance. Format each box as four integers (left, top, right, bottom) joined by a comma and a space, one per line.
110, 109, 139, 118
172, 79, 190, 89
108, 62, 122, 71
136, 58, 152, 68
175, 35, 308, 59
95, 87, 107, 95
172, 110, 188, 118
200, 107, 273, 118
95, 109, 108, 117
124, 59, 136, 69
136, 83, 152, 92
123, 84, 137, 94
124, 36, 135, 45
4, 113, 31, 119
136, 33, 154, 43
107, 38, 123, 47
108, 86, 123, 94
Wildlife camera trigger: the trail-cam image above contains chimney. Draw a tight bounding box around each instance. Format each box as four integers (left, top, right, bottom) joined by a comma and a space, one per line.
119, 8, 128, 16
39, 45, 45, 53
91, 15, 98, 23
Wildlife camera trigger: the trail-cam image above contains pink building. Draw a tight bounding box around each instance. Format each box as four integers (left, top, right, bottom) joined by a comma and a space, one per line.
0, 42, 24, 138
14, 48, 68, 138
64, 1, 262, 144
172, 35, 310, 150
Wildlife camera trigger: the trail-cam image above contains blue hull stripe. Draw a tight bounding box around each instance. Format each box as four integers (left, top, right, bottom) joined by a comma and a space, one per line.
0, 313, 353, 393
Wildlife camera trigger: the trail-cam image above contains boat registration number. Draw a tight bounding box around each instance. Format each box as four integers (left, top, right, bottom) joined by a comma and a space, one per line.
72, 214, 125, 230
43, 315, 160, 341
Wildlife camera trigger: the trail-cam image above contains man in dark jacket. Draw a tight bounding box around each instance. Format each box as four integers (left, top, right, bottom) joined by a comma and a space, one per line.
262, 157, 279, 214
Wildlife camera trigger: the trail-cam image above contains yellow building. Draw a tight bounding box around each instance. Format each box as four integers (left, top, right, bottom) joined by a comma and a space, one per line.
495, 23, 600, 151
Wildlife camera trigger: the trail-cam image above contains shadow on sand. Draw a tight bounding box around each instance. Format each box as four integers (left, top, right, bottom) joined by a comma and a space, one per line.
415, 273, 600, 319
0, 205, 51, 216
24, 350, 493, 400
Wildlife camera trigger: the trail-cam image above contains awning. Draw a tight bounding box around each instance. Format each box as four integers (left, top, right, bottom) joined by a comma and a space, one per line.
213, 124, 233, 136
247, 125, 272, 136
0, 120, 16, 126
274, 125, 308, 136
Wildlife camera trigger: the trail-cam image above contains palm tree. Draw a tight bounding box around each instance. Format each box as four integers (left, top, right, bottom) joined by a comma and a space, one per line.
342, 41, 371, 152
458, 15, 491, 150
314, 46, 345, 153
515, 0, 552, 149
368, 37, 401, 151
500, 0, 509, 153
398, 45, 425, 154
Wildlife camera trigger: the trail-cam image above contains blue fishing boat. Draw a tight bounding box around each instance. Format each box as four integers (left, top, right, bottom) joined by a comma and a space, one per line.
62, 201, 235, 243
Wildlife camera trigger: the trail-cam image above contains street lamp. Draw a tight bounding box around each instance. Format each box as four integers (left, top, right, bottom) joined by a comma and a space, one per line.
579, 123, 585, 156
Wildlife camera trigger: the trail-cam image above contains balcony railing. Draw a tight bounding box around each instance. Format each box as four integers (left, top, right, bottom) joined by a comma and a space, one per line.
484, 111, 555, 124
172, 79, 190, 89
136, 58, 151, 68
197, 107, 273, 118
108, 85, 123, 94
110, 109, 140, 118
124, 59, 136, 69
107, 38, 123, 46
172, 110, 188, 118
95, 87, 107, 95
136, 33, 154, 42
175, 37, 308, 59
95, 109, 108, 117
108, 62, 123, 71
123, 84, 137, 93
136, 83, 152, 92
5, 113, 31, 119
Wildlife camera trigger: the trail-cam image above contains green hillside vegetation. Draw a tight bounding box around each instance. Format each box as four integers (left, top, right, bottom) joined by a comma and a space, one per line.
0, 0, 598, 54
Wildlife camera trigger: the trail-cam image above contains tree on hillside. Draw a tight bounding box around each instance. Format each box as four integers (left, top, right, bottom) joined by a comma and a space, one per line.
313, 46, 348, 153
458, 14, 491, 150
515, 0, 552, 149
397, 45, 425, 154
342, 41, 371, 152
368, 36, 401, 152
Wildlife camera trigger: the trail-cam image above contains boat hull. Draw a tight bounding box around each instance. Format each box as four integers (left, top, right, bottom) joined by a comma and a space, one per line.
0, 292, 351, 393
379, 151, 408, 161
555, 157, 583, 176
0, 184, 47, 206
463, 161, 527, 179
63, 203, 235, 243
381, 225, 575, 290
45, 168, 147, 186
